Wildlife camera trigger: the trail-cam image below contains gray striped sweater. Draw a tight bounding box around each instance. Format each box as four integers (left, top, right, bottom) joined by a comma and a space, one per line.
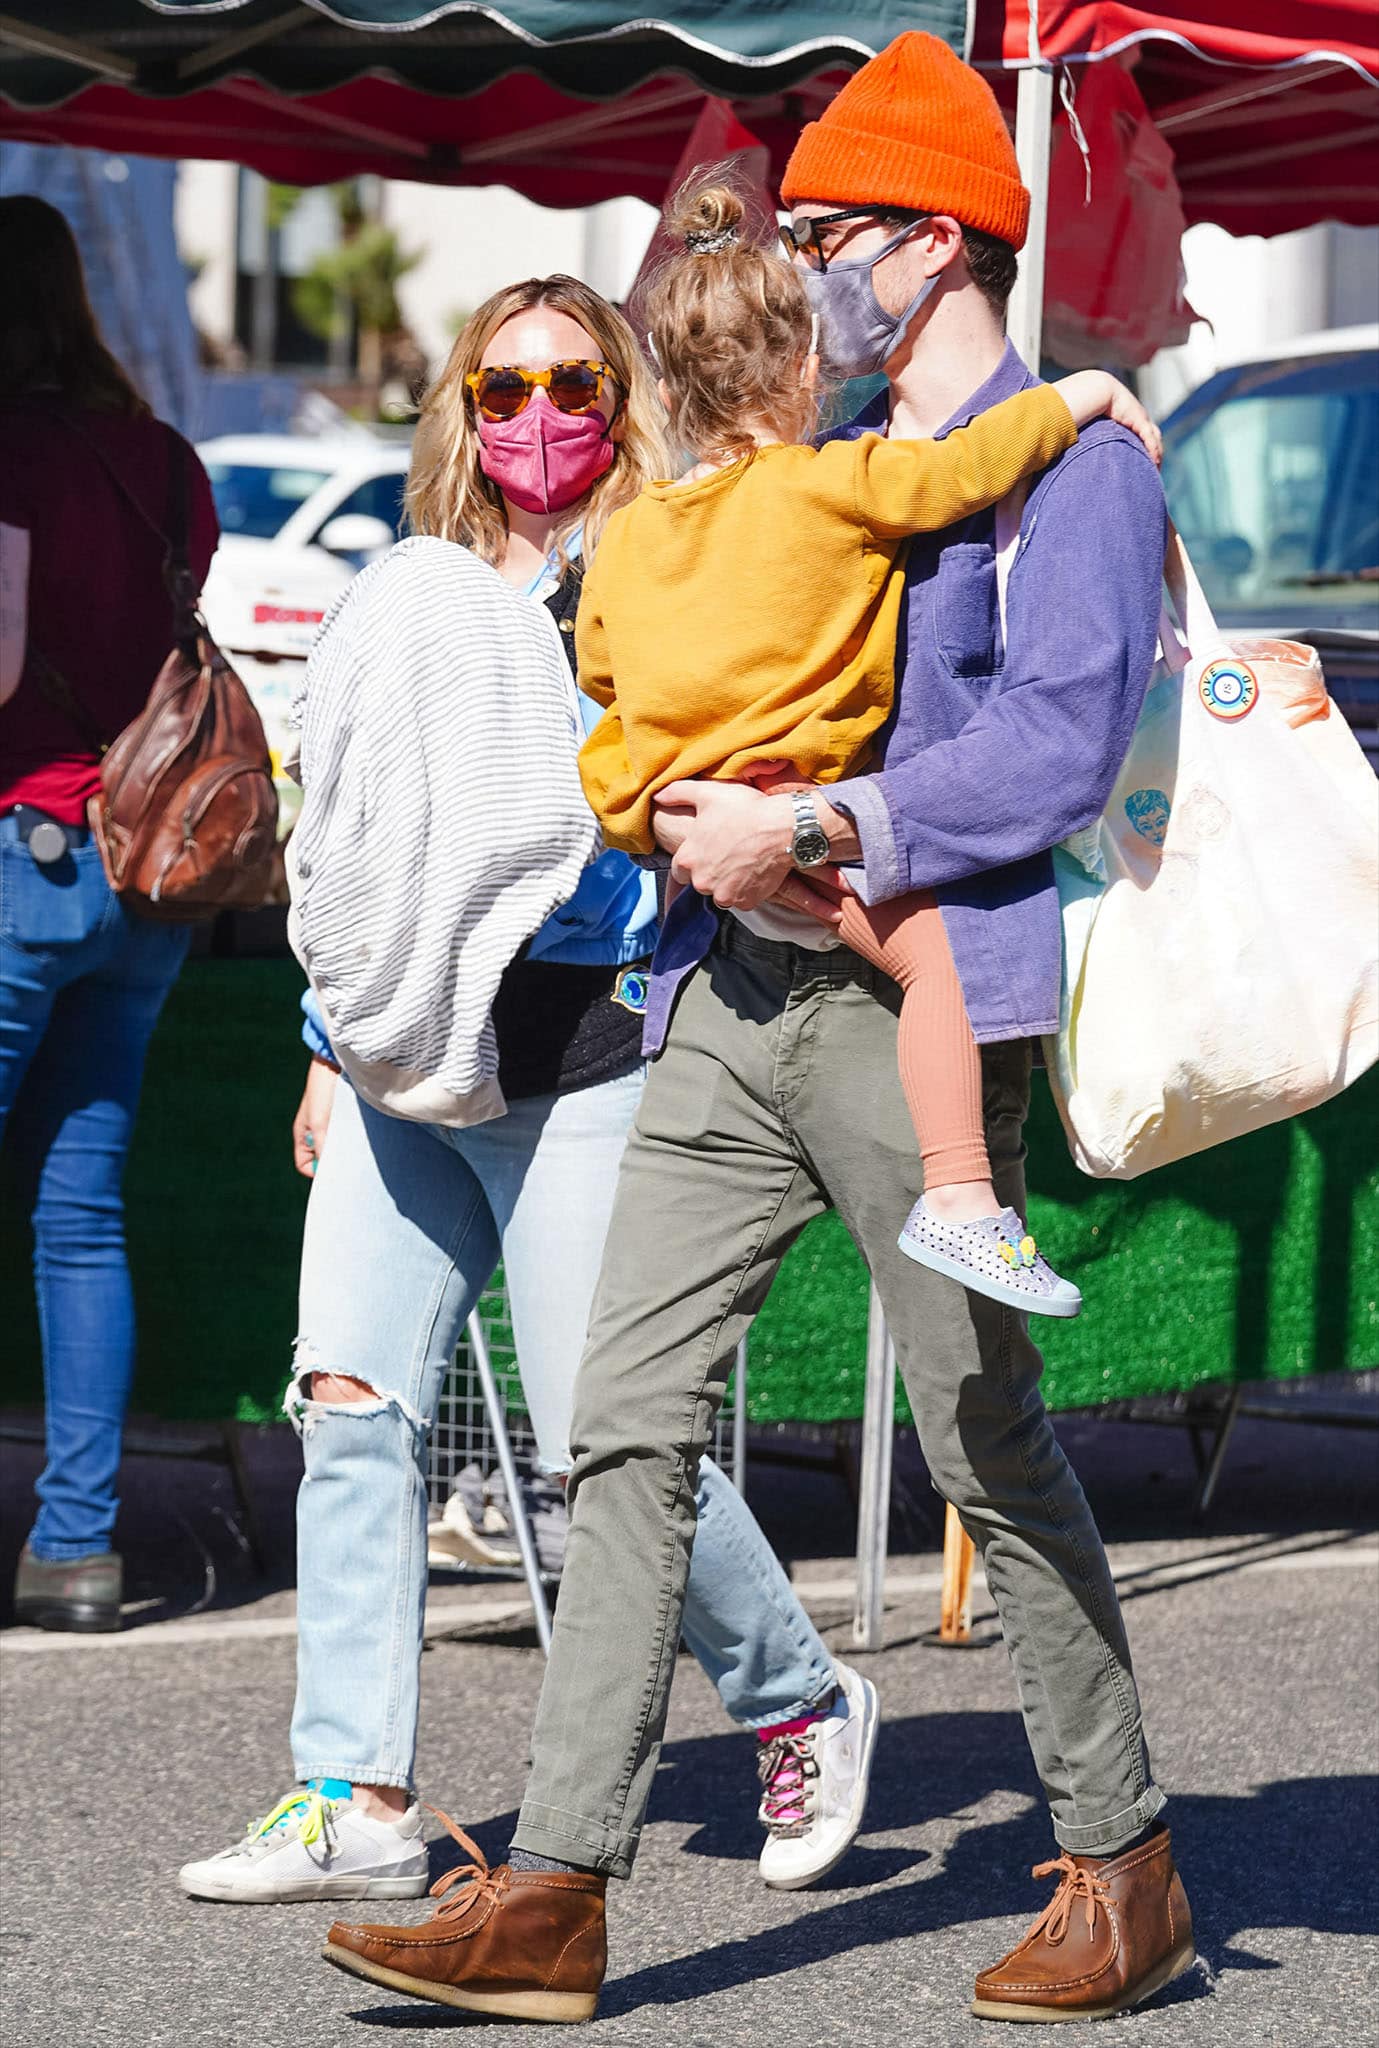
286, 536, 599, 1126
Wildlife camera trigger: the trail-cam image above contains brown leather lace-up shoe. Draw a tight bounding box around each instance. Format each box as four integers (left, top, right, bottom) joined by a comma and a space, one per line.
973, 1826, 1194, 2022
323, 1812, 605, 2023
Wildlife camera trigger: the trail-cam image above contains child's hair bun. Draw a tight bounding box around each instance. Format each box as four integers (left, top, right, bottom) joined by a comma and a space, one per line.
645, 164, 818, 461
669, 180, 745, 255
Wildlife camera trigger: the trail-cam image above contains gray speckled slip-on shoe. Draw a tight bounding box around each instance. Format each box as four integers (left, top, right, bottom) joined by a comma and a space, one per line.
898, 1201, 1083, 1318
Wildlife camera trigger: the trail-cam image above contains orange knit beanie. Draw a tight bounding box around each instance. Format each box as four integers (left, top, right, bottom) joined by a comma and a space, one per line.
781, 31, 1029, 252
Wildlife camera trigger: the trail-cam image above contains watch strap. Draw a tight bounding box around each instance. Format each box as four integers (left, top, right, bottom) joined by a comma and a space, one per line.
789, 790, 830, 868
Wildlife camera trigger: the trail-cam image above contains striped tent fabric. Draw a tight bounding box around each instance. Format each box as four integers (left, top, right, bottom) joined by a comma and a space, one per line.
288, 536, 599, 1126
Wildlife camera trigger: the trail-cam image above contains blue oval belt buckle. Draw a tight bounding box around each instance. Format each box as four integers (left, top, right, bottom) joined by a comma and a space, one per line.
611, 967, 649, 1016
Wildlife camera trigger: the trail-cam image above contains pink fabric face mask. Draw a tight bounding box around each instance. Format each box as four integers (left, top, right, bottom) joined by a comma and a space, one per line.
475, 393, 616, 514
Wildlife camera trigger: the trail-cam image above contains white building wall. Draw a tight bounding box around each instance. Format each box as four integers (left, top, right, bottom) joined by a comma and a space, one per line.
579, 196, 661, 307
176, 161, 1372, 409
174, 159, 238, 348
174, 162, 657, 374
1143, 221, 1379, 417
381, 182, 657, 367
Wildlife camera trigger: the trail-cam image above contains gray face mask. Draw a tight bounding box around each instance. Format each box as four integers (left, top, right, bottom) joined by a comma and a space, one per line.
802, 218, 939, 381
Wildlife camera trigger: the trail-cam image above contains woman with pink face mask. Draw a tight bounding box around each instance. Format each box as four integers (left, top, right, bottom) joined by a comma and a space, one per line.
178, 278, 873, 1910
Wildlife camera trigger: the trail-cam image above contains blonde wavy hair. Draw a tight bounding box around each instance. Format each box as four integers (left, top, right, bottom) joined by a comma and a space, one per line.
406, 275, 667, 569
644, 171, 819, 462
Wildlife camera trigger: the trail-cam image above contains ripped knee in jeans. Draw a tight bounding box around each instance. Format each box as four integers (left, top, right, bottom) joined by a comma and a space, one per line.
284, 1338, 424, 1435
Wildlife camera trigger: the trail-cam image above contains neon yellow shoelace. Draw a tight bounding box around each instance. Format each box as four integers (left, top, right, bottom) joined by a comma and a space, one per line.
249, 1789, 336, 1847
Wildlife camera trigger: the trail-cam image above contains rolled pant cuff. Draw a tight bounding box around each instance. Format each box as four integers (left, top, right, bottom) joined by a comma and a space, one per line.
513, 1803, 636, 1881
295, 1764, 414, 1793
732, 1665, 839, 1734
1051, 1783, 1167, 1856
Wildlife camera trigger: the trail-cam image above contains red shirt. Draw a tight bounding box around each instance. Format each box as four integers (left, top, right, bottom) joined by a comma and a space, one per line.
0, 397, 219, 824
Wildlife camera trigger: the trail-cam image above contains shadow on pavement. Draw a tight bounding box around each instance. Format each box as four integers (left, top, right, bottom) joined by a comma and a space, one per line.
354, 1727, 1376, 2029
662, 1709, 1033, 1867
423, 1709, 1037, 1888
601, 1768, 1376, 2020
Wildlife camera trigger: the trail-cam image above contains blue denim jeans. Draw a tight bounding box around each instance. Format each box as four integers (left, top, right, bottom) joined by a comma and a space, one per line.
0, 818, 190, 1560
288, 1070, 835, 1792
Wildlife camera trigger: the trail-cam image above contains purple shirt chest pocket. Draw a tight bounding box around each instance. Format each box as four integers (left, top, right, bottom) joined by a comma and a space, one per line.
931, 536, 1004, 681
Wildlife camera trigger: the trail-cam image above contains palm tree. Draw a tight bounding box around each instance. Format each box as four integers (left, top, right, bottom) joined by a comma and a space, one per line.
268, 181, 422, 412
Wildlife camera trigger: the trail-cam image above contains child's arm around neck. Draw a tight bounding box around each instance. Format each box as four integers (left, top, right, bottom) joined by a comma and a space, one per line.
824, 370, 1159, 545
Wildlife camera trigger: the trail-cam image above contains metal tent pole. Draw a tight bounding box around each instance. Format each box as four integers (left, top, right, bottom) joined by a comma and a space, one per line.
1007, 63, 1055, 372
852, 1286, 897, 1651
1195, 1384, 1245, 1517
466, 1311, 552, 1656
849, 62, 1056, 1656
921, 54, 1059, 1646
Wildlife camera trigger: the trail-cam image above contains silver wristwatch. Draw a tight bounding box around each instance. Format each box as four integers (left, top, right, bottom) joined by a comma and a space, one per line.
789, 790, 831, 870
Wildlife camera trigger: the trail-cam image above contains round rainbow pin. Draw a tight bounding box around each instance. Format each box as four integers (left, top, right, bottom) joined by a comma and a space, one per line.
1198, 657, 1258, 722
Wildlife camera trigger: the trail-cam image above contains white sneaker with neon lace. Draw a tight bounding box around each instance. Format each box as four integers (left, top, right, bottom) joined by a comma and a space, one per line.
757, 1661, 879, 1891
177, 1789, 429, 1903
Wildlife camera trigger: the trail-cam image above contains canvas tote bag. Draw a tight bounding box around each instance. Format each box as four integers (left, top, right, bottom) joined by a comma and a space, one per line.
996, 495, 1379, 1180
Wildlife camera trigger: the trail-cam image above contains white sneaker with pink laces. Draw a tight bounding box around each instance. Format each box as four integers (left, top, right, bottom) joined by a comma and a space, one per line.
757, 1661, 879, 1891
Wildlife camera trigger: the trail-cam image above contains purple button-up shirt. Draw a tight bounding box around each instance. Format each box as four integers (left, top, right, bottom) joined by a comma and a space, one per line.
644, 341, 1166, 1052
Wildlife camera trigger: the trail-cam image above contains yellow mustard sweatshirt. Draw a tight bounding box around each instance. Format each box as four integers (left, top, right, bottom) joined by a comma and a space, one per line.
576, 382, 1077, 855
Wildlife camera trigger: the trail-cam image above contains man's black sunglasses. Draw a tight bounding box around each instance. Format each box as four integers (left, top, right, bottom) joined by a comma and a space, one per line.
778, 207, 927, 273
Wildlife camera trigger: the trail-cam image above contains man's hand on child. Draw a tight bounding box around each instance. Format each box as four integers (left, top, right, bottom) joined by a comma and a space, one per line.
1055, 370, 1162, 467
652, 780, 863, 915
653, 780, 797, 911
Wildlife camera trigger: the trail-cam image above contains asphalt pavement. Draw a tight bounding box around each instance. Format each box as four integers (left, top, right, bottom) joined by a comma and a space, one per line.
2, 1398, 1377, 2048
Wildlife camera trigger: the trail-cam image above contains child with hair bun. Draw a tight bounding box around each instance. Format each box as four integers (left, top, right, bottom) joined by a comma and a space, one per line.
577, 174, 1161, 1315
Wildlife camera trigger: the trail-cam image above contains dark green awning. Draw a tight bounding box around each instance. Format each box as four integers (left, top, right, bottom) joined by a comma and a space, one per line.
0, 2, 968, 114
0, 1, 966, 199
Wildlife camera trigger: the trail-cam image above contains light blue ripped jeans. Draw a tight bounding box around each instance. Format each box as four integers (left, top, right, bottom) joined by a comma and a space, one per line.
288, 1067, 835, 1792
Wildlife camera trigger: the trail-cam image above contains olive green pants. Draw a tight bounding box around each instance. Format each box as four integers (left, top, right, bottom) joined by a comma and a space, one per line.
515, 922, 1163, 1877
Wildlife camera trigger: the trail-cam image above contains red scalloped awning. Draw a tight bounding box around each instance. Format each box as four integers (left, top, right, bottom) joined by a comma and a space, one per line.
972, 2, 1379, 232
0, 68, 857, 209
1, 3, 1375, 232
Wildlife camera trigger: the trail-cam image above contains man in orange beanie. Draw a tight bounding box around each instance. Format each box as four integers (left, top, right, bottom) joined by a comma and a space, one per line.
327, 33, 1189, 2028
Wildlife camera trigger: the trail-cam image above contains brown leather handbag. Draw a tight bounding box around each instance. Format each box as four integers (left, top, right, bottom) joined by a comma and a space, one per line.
34, 421, 279, 920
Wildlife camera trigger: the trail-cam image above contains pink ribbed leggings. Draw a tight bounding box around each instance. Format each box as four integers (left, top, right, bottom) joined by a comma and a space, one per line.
836, 889, 991, 1190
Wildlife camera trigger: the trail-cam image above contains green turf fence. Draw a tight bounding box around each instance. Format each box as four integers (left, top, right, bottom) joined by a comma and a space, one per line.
3, 960, 1375, 1424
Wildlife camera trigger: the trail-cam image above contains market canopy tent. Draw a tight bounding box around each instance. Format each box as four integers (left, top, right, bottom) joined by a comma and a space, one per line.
0, 2, 937, 204
0, 1, 1375, 231
974, 2, 1379, 234
969, 2, 1378, 361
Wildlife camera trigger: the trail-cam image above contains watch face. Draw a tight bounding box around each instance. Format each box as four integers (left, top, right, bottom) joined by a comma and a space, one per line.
790, 791, 830, 868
